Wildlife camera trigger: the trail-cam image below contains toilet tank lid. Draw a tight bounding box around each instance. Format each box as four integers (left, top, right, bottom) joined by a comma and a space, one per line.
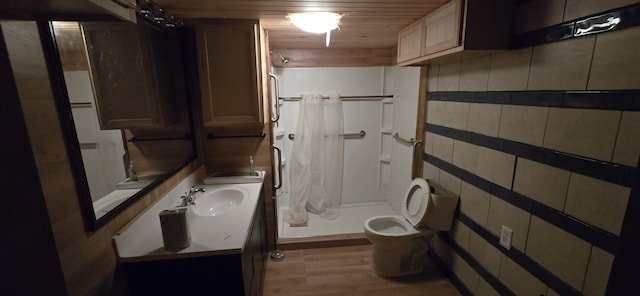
401, 178, 432, 227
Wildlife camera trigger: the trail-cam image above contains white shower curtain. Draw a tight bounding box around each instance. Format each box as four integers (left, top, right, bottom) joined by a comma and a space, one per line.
286, 94, 344, 226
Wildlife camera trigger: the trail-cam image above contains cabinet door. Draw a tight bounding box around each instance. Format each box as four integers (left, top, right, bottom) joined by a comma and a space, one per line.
252, 197, 266, 296
396, 19, 423, 63
82, 22, 161, 129
196, 21, 264, 131
421, 0, 463, 56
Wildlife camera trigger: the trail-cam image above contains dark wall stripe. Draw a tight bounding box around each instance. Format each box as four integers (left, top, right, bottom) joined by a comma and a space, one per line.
436, 233, 516, 296
530, 202, 618, 253
427, 250, 474, 296
425, 123, 636, 188
514, 22, 574, 49
427, 91, 640, 111
454, 214, 583, 296
512, 2, 640, 49
423, 152, 620, 254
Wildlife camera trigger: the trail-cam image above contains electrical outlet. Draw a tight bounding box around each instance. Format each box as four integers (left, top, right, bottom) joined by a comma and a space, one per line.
499, 225, 512, 250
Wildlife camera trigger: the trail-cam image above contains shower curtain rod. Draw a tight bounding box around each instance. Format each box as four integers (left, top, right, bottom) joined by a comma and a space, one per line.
279, 95, 392, 101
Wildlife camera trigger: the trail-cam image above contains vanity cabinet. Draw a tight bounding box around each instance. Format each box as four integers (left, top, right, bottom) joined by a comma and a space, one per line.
121, 194, 267, 296
396, 0, 515, 65
242, 194, 267, 296
82, 22, 179, 130
195, 20, 266, 134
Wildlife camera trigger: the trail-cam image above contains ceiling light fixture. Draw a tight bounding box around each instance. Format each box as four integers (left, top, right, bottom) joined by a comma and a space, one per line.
288, 12, 342, 47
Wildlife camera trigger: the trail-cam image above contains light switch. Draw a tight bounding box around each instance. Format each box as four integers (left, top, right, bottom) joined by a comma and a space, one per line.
500, 225, 512, 250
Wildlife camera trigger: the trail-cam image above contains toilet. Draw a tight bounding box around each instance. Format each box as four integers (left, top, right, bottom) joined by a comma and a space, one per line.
364, 178, 459, 277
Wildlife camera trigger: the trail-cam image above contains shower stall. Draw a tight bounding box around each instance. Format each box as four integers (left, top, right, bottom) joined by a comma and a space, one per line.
270, 66, 421, 241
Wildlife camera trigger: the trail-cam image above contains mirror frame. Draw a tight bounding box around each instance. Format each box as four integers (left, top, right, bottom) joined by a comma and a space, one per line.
38, 20, 198, 231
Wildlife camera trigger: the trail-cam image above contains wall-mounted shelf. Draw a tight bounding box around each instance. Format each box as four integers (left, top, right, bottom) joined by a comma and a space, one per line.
128, 134, 191, 143
274, 127, 285, 138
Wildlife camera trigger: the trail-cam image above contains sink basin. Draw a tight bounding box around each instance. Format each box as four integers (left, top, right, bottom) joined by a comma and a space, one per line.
192, 188, 247, 216
203, 170, 265, 185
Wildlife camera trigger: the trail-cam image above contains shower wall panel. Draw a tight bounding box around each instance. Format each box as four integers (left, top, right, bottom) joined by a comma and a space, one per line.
274, 67, 385, 206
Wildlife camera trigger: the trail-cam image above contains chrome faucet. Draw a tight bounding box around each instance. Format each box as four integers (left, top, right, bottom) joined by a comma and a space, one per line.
180, 186, 206, 206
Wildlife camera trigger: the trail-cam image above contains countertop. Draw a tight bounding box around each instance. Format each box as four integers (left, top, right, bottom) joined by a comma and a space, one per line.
112, 173, 263, 263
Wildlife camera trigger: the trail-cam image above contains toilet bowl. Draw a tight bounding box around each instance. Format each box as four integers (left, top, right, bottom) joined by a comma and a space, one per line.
364, 178, 458, 277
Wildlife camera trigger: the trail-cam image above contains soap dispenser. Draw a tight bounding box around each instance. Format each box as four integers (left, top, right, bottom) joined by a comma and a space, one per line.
128, 161, 138, 181
249, 156, 257, 176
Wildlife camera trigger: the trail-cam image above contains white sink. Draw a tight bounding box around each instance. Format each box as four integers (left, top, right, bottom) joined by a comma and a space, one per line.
192, 188, 247, 216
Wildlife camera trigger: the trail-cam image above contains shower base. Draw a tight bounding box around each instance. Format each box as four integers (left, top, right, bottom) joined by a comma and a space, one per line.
277, 202, 395, 240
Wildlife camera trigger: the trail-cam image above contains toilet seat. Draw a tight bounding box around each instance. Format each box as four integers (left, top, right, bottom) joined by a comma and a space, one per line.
364, 215, 422, 237
401, 178, 432, 227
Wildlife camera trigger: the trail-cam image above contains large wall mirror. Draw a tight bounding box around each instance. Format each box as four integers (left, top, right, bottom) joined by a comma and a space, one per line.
43, 17, 196, 230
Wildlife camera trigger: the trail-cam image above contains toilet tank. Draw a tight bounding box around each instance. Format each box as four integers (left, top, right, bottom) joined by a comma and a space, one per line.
424, 182, 459, 231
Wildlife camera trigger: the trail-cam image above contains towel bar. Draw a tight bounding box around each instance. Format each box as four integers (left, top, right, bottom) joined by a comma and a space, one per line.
288, 130, 366, 140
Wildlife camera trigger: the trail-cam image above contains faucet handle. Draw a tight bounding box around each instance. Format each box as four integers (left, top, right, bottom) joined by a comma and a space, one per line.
179, 193, 189, 206
190, 186, 206, 193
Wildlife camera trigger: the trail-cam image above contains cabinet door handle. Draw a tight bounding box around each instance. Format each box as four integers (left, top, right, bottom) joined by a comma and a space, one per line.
273, 145, 283, 190
269, 73, 280, 122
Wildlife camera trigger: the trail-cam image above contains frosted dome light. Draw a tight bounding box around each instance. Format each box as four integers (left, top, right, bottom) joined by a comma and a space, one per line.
288, 12, 342, 47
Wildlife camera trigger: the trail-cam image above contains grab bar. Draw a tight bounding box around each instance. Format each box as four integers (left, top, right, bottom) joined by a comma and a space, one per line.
280, 95, 392, 101
393, 132, 415, 144
273, 145, 283, 190
394, 132, 422, 178
412, 139, 423, 179
269, 73, 280, 122
288, 130, 366, 140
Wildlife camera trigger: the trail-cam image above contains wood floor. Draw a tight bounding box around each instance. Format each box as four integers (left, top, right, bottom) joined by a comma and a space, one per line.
262, 244, 461, 296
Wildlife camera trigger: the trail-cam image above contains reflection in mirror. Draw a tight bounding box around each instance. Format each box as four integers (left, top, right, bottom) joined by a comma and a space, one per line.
50, 20, 195, 229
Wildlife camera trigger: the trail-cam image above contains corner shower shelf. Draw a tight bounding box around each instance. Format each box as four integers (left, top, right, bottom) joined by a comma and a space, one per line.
381, 128, 392, 134
274, 127, 285, 138
380, 155, 391, 163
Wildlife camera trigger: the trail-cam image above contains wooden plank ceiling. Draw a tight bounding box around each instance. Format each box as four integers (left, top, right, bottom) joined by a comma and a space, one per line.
0, 0, 449, 49
155, 0, 449, 49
